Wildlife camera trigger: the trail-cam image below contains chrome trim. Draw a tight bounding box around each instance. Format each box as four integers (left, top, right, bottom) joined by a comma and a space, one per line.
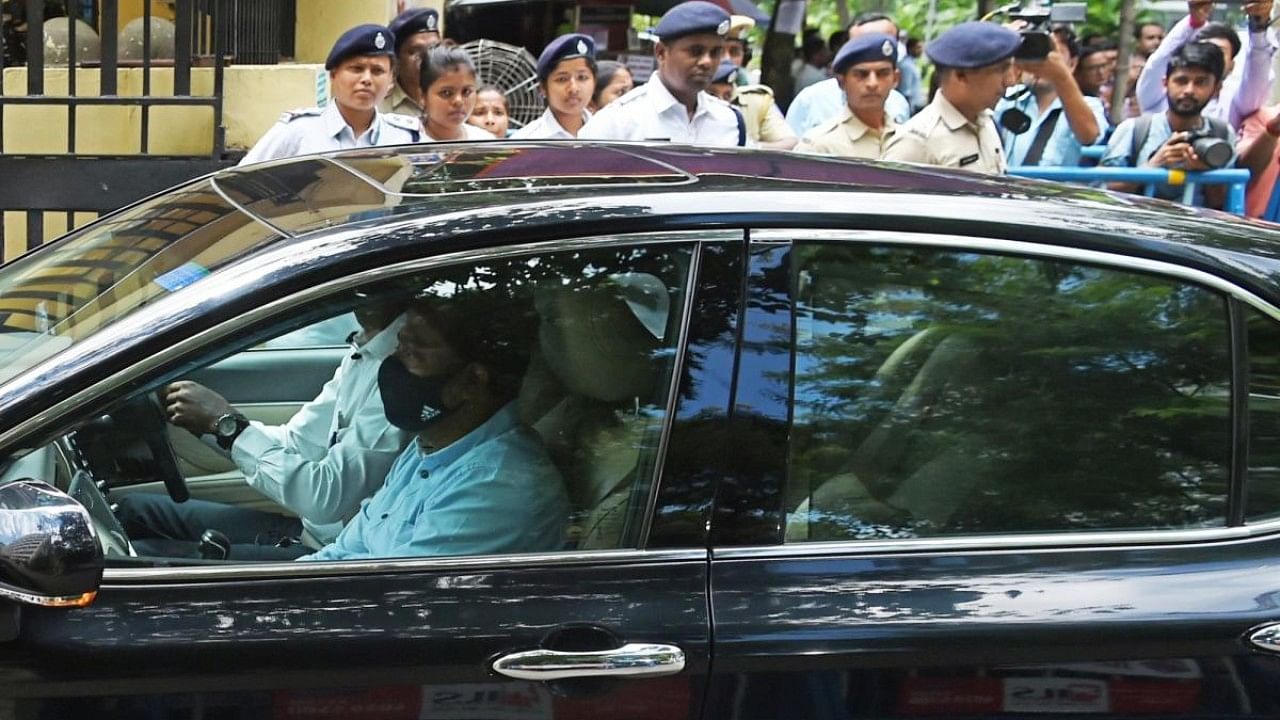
1246, 622, 1280, 653
750, 228, 1280, 323
102, 548, 706, 584
491, 642, 686, 681
208, 175, 292, 239
713, 522, 1280, 561
0, 231, 704, 452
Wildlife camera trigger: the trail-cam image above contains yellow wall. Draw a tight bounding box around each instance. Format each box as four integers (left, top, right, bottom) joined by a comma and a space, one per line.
117, 0, 175, 27
294, 0, 445, 63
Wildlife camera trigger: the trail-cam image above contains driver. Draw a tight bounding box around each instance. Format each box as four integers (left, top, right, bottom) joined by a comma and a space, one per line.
115, 303, 412, 560
301, 294, 568, 561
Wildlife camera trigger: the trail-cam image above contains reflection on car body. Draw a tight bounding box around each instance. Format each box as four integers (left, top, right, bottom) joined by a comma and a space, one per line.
0, 143, 1279, 718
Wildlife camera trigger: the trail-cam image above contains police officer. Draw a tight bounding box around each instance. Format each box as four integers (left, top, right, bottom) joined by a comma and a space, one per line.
797, 33, 900, 159
513, 33, 597, 139
882, 21, 1019, 174
579, 0, 747, 146
381, 7, 441, 117
240, 25, 421, 166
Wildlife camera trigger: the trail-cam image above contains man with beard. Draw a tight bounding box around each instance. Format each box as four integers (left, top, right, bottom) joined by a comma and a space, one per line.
796, 33, 900, 159
995, 27, 1104, 167
302, 295, 568, 561
379, 7, 442, 117
882, 21, 1020, 174
580, 1, 746, 146
1101, 41, 1235, 208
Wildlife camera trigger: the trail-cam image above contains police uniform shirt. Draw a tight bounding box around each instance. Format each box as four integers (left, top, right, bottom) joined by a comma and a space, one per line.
797, 107, 897, 159
579, 74, 743, 146
511, 107, 592, 139
733, 85, 796, 144
378, 83, 422, 117
881, 91, 1007, 174
421, 123, 496, 142
239, 102, 422, 166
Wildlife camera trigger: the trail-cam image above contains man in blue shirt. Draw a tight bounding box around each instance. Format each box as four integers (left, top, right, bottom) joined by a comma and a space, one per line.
997, 26, 1105, 167
303, 296, 568, 562
1102, 41, 1236, 208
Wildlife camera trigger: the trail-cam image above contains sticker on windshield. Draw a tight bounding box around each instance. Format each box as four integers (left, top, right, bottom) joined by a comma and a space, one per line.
154, 261, 211, 293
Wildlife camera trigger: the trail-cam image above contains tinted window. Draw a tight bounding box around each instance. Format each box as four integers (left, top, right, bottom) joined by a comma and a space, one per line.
785, 243, 1231, 542
1247, 309, 1280, 521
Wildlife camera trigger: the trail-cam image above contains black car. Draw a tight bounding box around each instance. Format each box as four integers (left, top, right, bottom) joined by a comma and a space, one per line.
2, 143, 1280, 719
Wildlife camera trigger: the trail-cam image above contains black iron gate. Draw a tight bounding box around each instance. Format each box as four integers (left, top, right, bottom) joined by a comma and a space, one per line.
0, 0, 237, 260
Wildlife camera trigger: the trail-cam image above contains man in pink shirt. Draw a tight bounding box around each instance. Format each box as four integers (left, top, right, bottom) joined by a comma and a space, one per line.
1237, 106, 1280, 218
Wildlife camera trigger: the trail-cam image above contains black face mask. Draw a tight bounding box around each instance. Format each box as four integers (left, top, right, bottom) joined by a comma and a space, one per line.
378, 355, 455, 432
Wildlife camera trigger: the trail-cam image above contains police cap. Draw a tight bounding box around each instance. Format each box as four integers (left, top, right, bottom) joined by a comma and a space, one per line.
388, 8, 440, 52
832, 33, 898, 74
712, 59, 739, 84
325, 24, 395, 71
926, 21, 1021, 68
654, 1, 731, 44
537, 33, 596, 82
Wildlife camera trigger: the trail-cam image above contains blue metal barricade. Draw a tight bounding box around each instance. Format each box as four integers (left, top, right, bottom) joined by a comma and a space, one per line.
1009, 166, 1250, 216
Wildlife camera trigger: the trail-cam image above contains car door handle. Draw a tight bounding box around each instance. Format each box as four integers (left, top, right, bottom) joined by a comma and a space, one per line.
491, 642, 685, 680
1247, 622, 1280, 652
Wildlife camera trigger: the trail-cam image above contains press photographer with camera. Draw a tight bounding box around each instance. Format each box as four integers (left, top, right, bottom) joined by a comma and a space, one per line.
1135, 1, 1275, 131
996, 25, 1105, 166
1100, 41, 1236, 209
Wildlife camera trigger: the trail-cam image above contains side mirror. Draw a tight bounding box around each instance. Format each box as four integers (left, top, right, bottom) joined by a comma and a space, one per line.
0, 479, 103, 608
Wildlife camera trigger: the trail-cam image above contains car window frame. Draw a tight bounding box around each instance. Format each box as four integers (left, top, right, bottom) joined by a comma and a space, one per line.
7, 230, 745, 585
711, 228, 1280, 558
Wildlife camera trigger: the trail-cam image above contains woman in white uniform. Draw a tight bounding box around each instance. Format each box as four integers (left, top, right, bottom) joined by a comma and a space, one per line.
512, 34, 597, 139
417, 45, 495, 142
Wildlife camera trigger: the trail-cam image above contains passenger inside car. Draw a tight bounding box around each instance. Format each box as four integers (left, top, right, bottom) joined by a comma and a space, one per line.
303, 293, 569, 561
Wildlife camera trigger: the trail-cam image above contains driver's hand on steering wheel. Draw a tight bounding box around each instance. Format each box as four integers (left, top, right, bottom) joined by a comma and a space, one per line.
163, 381, 236, 435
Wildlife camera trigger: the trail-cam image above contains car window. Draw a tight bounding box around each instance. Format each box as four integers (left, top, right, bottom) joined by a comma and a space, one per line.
784, 243, 1232, 542
85, 241, 693, 565
1247, 308, 1280, 521
256, 312, 360, 349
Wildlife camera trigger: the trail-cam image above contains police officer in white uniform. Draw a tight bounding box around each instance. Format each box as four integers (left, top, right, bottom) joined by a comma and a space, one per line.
579, 0, 747, 146
513, 33, 597, 139
240, 24, 422, 166
882, 21, 1020, 174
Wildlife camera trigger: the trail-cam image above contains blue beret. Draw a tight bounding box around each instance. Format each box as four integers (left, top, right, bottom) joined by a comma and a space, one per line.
325, 24, 395, 71
654, 1, 731, 43
537, 34, 596, 82
832, 33, 898, 74
388, 8, 440, 52
926, 21, 1021, 68
712, 59, 739, 84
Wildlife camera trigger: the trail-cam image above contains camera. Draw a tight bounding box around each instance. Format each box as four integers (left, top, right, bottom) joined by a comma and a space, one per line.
1000, 1, 1087, 60
1181, 130, 1233, 170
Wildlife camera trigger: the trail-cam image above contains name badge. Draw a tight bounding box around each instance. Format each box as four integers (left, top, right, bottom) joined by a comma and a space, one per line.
959, 153, 980, 167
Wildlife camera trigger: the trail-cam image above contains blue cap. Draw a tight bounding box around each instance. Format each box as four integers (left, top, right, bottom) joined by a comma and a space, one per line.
537, 34, 596, 82
832, 33, 898, 74
926, 21, 1022, 68
654, 1, 731, 43
712, 59, 739, 84
325, 24, 395, 71
388, 8, 440, 52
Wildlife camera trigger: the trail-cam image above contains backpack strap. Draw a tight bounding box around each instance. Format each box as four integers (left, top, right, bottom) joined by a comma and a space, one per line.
1130, 114, 1153, 166
1022, 108, 1063, 166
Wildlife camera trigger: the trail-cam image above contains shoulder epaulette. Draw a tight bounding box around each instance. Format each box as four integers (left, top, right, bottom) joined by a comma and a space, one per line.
280, 107, 322, 123
383, 113, 422, 131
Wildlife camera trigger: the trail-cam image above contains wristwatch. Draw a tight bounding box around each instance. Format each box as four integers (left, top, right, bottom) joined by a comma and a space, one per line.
213, 412, 249, 450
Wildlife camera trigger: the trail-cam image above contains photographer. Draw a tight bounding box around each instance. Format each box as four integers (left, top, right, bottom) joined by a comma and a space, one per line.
1101, 41, 1236, 208
1135, 1, 1275, 131
997, 26, 1105, 166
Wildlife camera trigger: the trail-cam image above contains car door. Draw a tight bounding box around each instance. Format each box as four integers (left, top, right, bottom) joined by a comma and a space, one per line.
705, 230, 1280, 719
0, 233, 745, 720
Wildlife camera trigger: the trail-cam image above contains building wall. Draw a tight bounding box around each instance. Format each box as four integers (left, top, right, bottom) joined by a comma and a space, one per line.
294, 0, 445, 64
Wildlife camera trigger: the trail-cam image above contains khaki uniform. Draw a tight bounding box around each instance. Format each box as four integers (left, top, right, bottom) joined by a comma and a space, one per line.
378, 83, 421, 117
881, 92, 1006, 174
732, 85, 796, 146
796, 107, 897, 160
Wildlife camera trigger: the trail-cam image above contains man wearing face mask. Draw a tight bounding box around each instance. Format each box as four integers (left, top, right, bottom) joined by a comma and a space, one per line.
302, 295, 568, 561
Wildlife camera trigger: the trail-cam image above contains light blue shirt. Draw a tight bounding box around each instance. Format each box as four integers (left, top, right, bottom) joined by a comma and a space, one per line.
1101, 113, 1238, 202
302, 403, 568, 561
898, 56, 925, 112
998, 88, 1107, 167
786, 77, 911, 136
239, 101, 423, 166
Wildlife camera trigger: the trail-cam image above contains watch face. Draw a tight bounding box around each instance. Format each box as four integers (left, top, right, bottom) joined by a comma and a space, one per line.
216, 415, 239, 436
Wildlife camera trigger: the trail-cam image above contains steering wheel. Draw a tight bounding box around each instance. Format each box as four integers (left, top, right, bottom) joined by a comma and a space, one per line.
112, 393, 189, 503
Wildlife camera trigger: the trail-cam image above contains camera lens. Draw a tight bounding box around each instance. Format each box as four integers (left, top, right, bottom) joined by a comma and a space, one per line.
1191, 137, 1233, 170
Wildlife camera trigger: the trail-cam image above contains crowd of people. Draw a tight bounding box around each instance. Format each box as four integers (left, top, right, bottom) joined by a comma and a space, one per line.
239, 1, 1280, 218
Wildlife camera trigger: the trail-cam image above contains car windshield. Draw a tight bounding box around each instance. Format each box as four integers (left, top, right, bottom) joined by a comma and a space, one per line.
0, 180, 281, 384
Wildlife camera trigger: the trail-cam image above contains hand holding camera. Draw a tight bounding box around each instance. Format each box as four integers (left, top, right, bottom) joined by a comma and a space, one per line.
1149, 131, 1232, 171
